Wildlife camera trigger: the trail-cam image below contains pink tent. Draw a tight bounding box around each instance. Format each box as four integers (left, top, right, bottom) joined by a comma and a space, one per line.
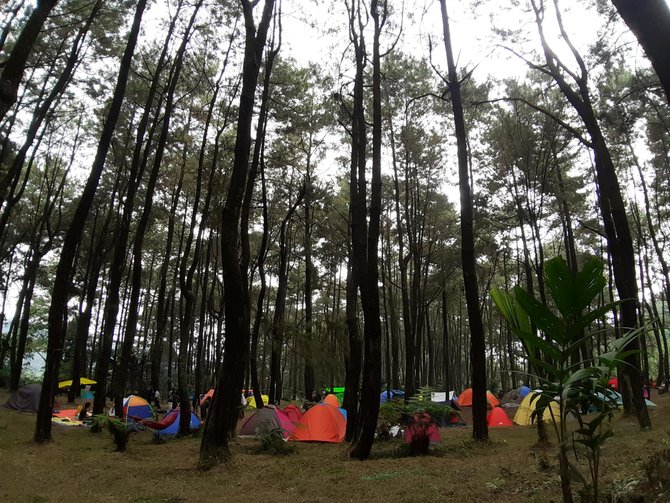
239, 405, 295, 438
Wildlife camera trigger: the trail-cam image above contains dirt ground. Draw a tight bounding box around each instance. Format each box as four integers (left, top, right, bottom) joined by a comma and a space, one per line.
1, 389, 669, 502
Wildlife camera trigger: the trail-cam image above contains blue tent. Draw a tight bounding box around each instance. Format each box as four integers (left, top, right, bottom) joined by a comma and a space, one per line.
157, 410, 201, 437
518, 386, 531, 398
379, 389, 405, 403
589, 390, 656, 413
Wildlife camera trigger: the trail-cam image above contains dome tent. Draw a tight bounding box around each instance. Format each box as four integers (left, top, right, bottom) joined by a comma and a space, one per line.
109, 395, 154, 420
487, 406, 513, 427
4, 384, 45, 412
240, 405, 295, 438
455, 388, 500, 407
513, 392, 561, 426
289, 403, 346, 443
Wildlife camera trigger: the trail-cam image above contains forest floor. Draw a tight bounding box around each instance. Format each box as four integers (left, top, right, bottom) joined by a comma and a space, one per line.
1, 389, 670, 502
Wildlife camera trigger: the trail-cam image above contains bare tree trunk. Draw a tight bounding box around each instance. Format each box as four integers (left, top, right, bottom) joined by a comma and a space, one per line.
34, 0, 146, 442
269, 187, 304, 403
240, 25, 276, 408
611, 0, 670, 103
106, 3, 186, 417
529, 0, 649, 428
0, 0, 59, 122
350, 0, 385, 460
439, 0, 488, 441
200, 0, 275, 466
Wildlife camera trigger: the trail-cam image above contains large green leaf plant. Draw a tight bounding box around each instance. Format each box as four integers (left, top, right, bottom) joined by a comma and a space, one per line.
491, 257, 642, 503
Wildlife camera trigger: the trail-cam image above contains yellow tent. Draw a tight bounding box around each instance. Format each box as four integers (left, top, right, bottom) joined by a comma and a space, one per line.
513, 392, 561, 425
246, 395, 270, 409
58, 378, 96, 389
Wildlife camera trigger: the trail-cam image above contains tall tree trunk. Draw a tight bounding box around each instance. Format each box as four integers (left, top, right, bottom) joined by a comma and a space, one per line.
0, 0, 60, 122
439, 0, 488, 441
103, 4, 184, 417
530, 0, 649, 428
151, 172, 185, 391
240, 27, 276, 408
611, 0, 670, 104
343, 236, 362, 441
68, 209, 106, 403
442, 289, 450, 391
268, 188, 304, 403
350, 0, 385, 461
249, 156, 269, 405
34, 0, 146, 442
200, 0, 275, 466
389, 102, 414, 399
303, 173, 316, 400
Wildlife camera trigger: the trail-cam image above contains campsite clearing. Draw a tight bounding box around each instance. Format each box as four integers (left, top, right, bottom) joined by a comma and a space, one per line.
1, 390, 669, 502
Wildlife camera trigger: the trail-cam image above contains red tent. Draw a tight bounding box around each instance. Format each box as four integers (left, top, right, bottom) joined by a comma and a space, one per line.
289, 403, 346, 443
608, 377, 618, 391
282, 404, 303, 423
487, 406, 513, 427
455, 388, 500, 407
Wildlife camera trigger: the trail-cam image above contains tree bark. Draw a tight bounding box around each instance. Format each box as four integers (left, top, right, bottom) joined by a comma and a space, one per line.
200, 0, 275, 466
350, 0, 385, 460
439, 0, 488, 441
530, 0, 650, 428
611, 0, 670, 104
34, 0, 146, 443
0, 0, 60, 122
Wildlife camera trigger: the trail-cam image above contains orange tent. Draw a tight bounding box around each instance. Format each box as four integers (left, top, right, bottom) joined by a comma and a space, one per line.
200, 388, 215, 406
455, 388, 500, 407
289, 403, 346, 443
487, 406, 513, 427
323, 393, 340, 408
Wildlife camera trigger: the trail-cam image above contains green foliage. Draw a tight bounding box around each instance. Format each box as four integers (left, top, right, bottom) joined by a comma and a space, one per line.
90, 415, 138, 452
255, 425, 295, 455
491, 256, 642, 502
408, 385, 435, 404
377, 393, 461, 440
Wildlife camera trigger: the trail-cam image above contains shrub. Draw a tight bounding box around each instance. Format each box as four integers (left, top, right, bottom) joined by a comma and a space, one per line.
492, 256, 644, 502
255, 425, 295, 455
91, 415, 139, 452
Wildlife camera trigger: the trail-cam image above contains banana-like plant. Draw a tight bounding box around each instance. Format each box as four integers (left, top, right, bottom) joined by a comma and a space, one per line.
491, 256, 642, 503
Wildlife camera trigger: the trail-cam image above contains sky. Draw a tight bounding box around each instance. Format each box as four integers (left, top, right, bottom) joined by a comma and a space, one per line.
278, 0, 645, 84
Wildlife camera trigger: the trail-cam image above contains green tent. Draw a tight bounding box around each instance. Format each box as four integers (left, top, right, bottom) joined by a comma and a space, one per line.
324, 387, 345, 404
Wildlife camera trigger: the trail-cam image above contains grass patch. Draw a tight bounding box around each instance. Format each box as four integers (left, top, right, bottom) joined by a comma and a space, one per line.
1, 390, 668, 501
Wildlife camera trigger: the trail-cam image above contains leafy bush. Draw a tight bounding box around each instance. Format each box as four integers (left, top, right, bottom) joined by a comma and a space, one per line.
492, 256, 644, 502
255, 425, 295, 455
91, 415, 139, 452
377, 397, 461, 439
